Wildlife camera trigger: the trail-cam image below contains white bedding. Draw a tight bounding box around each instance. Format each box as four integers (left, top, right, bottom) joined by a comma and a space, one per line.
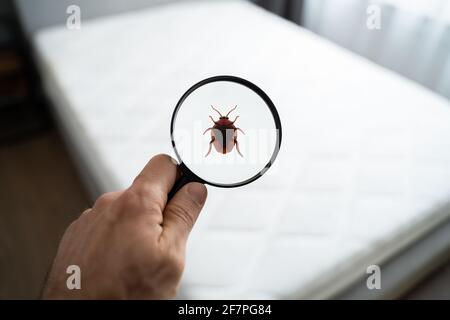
33, 0, 450, 298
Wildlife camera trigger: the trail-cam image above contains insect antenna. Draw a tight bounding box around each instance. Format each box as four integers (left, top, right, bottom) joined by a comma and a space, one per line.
226, 105, 237, 117
211, 105, 223, 117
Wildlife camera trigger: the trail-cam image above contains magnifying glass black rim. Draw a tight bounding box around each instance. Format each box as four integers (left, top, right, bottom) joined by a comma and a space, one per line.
170, 75, 282, 188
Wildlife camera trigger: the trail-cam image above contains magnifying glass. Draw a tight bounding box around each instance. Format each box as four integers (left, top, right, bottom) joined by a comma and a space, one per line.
168, 75, 282, 198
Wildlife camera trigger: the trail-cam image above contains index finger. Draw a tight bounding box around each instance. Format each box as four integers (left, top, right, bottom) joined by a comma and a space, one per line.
129, 154, 179, 206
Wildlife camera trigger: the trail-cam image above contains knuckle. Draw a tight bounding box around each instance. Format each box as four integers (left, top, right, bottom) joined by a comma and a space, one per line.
81, 208, 92, 215
132, 174, 166, 200
132, 172, 147, 186
131, 178, 166, 205
68, 219, 78, 229
79, 208, 93, 219
115, 190, 141, 212
66, 218, 80, 233
114, 188, 162, 218
93, 192, 116, 209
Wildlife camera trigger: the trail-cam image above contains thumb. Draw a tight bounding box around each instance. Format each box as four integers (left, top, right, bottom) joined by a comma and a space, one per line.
162, 182, 207, 248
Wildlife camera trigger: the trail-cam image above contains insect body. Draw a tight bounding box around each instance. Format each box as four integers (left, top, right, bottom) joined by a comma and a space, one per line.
203, 105, 244, 157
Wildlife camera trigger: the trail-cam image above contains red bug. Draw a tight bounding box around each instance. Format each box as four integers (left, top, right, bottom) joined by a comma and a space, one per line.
203, 105, 245, 157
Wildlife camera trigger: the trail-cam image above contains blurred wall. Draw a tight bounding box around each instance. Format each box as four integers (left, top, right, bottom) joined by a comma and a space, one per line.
302, 0, 450, 99
14, 0, 178, 35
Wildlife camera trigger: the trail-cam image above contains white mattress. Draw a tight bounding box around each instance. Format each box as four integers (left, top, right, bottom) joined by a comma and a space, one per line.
33, 0, 450, 298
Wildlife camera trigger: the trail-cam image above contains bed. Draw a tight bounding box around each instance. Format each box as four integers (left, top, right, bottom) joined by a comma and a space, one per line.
30, 0, 450, 298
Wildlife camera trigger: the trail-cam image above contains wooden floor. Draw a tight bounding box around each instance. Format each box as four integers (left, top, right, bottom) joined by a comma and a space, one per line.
0, 128, 449, 299
405, 260, 450, 299
0, 130, 90, 299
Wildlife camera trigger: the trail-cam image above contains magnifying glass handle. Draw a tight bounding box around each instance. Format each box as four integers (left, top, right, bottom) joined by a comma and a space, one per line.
167, 174, 194, 201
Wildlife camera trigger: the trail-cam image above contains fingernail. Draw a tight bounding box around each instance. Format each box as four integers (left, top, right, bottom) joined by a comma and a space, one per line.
187, 183, 207, 206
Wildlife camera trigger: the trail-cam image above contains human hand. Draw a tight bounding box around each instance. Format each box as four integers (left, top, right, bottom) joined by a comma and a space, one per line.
42, 154, 207, 299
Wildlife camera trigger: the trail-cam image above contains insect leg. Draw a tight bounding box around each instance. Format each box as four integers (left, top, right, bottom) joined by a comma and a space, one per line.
235, 127, 245, 135
205, 136, 215, 157
234, 137, 243, 157
203, 127, 212, 135
231, 116, 239, 124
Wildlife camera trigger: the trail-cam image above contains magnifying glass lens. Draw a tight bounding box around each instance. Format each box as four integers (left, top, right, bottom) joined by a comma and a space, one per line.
171, 76, 281, 188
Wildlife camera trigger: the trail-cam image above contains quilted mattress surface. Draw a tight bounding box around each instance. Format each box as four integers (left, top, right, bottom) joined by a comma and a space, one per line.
33, 0, 450, 298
